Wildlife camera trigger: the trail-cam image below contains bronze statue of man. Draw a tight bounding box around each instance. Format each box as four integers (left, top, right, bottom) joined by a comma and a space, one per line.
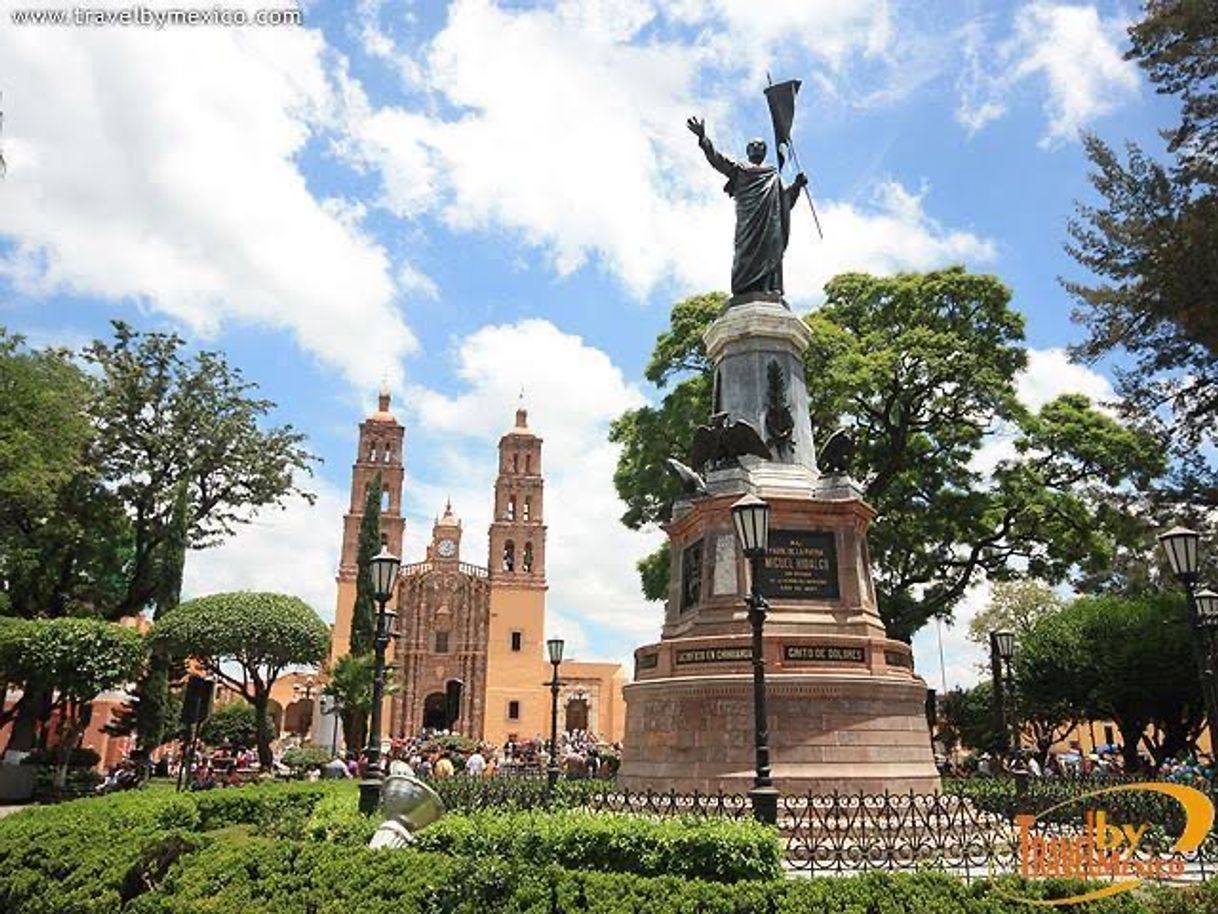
687, 117, 807, 298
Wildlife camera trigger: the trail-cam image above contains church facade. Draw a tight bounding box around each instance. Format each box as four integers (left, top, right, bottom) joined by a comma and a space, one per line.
329, 390, 625, 747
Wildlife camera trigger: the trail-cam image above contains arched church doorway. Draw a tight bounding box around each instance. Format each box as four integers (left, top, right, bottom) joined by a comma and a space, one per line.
565, 697, 589, 733
283, 699, 313, 737
423, 692, 448, 731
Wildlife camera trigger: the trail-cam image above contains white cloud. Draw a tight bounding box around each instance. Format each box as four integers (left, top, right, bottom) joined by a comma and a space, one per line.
343, 0, 993, 305
182, 477, 345, 627
0, 2, 415, 389
1016, 346, 1116, 411
970, 347, 1117, 475
670, 0, 892, 74
957, 3, 1139, 146
406, 319, 665, 648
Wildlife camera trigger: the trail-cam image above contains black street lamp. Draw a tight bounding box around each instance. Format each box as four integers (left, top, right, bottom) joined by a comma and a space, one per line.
359, 546, 400, 816
1158, 527, 1218, 746
731, 493, 778, 827
546, 638, 564, 794
989, 630, 1015, 761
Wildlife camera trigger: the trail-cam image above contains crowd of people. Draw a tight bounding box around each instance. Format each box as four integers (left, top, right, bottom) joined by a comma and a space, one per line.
98, 727, 623, 791
936, 745, 1218, 783
372, 728, 621, 781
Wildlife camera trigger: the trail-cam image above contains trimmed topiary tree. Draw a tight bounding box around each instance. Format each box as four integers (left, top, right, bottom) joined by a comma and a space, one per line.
0, 616, 146, 791
153, 592, 328, 769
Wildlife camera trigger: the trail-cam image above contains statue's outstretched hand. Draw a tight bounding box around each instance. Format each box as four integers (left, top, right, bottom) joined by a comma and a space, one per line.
793, 172, 809, 190
686, 116, 706, 140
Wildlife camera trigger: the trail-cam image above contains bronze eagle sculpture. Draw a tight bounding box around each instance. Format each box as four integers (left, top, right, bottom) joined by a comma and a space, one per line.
689, 413, 772, 472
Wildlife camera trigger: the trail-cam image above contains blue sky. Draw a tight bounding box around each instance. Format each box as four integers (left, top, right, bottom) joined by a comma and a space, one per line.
0, 0, 1171, 687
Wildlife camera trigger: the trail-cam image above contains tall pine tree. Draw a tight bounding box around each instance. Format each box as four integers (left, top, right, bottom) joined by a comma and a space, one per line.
350, 473, 383, 656
106, 482, 189, 750
338, 472, 382, 751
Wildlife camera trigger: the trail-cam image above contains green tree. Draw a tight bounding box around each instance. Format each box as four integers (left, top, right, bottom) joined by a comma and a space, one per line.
106, 483, 191, 749
1018, 592, 1202, 771
940, 682, 1004, 758
1064, 2, 1217, 475
0, 332, 134, 752
82, 322, 317, 618
153, 592, 329, 768
350, 473, 383, 657
323, 652, 397, 754
0, 617, 145, 790
610, 272, 1164, 640
1010, 606, 1089, 764
967, 581, 1064, 648
198, 701, 272, 749
0, 330, 131, 623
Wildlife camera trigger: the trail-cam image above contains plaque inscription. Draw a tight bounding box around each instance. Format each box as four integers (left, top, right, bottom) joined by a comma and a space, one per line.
636, 652, 659, 672
675, 647, 752, 665
784, 644, 865, 664
762, 530, 840, 600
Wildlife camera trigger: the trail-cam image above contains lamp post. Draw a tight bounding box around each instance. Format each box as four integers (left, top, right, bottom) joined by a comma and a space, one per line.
989, 630, 1015, 763
546, 638, 564, 795
359, 546, 400, 816
731, 493, 778, 826
1197, 590, 1218, 749
1158, 527, 1218, 746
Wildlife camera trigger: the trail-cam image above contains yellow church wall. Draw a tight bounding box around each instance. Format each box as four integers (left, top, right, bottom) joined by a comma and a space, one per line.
484, 584, 549, 745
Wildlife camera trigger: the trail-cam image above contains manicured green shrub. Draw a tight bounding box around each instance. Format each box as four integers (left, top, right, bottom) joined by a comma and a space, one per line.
4, 781, 1218, 914
281, 744, 333, 775
304, 790, 381, 845
413, 808, 782, 882
190, 781, 328, 835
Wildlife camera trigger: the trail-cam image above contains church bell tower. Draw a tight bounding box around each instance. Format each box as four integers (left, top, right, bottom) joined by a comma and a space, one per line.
488, 407, 546, 587
483, 406, 549, 744
331, 384, 405, 661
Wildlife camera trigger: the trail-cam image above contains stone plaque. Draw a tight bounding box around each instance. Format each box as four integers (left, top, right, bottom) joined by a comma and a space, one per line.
675, 647, 752, 665
712, 533, 738, 595
762, 530, 839, 600
884, 650, 912, 668
636, 652, 659, 673
784, 644, 865, 664
680, 539, 703, 612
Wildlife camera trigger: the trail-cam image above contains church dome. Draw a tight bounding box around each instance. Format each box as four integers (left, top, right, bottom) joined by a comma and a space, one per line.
368, 382, 397, 424
436, 498, 460, 529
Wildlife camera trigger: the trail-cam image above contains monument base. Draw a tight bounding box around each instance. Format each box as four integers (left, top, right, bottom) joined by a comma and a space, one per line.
618, 668, 939, 795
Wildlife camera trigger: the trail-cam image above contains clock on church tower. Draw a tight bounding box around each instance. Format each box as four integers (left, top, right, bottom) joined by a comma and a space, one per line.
431, 500, 461, 562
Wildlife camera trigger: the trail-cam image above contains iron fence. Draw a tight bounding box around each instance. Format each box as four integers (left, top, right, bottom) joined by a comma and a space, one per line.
574, 781, 1218, 880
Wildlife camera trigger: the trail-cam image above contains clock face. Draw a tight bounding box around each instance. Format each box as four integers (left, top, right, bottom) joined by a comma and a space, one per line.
437, 538, 457, 558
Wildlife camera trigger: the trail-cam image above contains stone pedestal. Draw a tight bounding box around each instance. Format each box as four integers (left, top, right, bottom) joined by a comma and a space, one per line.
618, 298, 938, 794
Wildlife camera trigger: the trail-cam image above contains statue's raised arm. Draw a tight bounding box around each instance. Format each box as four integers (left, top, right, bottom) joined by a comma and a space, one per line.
686, 115, 802, 299
687, 116, 736, 178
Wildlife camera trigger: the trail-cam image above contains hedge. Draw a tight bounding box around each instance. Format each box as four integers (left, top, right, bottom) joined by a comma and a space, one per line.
99, 846, 1218, 914
412, 808, 782, 883
4, 782, 1218, 914
0, 781, 334, 913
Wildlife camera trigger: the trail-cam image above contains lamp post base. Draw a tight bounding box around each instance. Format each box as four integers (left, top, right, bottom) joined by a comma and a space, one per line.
358, 776, 383, 816
749, 784, 779, 825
